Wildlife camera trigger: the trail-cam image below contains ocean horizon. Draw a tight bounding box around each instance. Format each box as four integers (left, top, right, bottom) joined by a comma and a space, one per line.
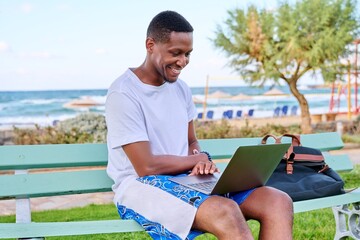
0, 85, 357, 127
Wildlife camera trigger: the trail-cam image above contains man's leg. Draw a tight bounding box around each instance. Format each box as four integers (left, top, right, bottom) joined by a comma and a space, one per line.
240, 186, 293, 240
192, 195, 254, 240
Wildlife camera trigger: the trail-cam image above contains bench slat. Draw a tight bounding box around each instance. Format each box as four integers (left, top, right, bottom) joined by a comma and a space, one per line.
0, 219, 143, 238
322, 153, 353, 172
0, 170, 113, 199
0, 144, 108, 170
199, 132, 344, 159
1, 154, 350, 199
0, 133, 344, 170
215, 154, 353, 172
294, 189, 360, 213
199, 138, 261, 159
299, 132, 344, 151
1, 191, 359, 238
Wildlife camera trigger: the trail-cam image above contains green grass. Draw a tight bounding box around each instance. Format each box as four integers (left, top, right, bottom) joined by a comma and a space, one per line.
1, 165, 359, 239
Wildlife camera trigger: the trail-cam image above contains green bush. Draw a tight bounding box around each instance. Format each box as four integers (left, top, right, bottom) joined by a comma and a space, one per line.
57, 113, 107, 142
341, 133, 360, 143
13, 125, 94, 145
194, 119, 301, 139
14, 114, 360, 145
13, 113, 107, 145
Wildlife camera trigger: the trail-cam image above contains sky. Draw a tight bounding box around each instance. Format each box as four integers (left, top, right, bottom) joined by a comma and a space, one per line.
0, 0, 357, 91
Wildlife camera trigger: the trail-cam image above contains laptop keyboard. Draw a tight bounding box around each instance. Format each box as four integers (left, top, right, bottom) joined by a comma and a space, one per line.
188, 181, 216, 192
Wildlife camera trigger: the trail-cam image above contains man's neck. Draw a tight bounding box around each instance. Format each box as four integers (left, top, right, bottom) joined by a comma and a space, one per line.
132, 65, 165, 86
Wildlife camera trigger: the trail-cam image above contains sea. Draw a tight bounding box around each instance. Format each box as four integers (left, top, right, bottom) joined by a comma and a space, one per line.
0, 85, 357, 128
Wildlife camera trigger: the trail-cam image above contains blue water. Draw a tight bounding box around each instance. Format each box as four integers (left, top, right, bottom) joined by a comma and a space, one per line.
0, 85, 357, 127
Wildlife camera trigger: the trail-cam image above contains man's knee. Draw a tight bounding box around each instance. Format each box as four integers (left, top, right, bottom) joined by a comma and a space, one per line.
206, 196, 242, 218
264, 187, 293, 215
197, 196, 245, 225
274, 188, 293, 209
194, 196, 245, 232
194, 196, 251, 238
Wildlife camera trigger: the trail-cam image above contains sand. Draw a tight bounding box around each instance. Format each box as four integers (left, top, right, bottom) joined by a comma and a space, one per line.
209, 112, 358, 129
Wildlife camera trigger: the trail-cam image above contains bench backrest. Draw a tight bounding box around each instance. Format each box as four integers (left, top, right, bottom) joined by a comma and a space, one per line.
0, 132, 352, 200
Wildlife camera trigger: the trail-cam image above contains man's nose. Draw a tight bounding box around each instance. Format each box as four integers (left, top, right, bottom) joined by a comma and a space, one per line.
177, 55, 188, 68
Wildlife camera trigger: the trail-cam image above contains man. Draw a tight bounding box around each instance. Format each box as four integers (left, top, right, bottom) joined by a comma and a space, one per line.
106, 10, 293, 240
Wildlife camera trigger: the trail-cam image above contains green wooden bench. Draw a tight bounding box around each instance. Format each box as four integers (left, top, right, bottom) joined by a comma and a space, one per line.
0, 132, 359, 239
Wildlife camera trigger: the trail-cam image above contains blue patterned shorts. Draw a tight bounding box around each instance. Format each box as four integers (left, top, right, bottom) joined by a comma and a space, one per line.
117, 174, 255, 240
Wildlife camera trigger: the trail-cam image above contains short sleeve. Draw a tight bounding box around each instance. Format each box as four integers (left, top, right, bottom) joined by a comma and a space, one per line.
105, 91, 149, 149
182, 81, 197, 122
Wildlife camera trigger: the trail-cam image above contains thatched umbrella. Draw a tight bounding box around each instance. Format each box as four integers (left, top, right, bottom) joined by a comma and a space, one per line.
231, 93, 252, 100
207, 90, 232, 98
63, 97, 101, 109
263, 88, 286, 96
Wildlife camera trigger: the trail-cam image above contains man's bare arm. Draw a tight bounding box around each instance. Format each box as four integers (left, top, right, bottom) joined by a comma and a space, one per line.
123, 121, 217, 177
123, 141, 209, 176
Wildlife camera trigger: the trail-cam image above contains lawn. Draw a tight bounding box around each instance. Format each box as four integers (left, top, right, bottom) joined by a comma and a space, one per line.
1, 165, 359, 239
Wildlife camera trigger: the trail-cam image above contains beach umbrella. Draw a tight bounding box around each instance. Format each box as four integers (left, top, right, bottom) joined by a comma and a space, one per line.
192, 96, 204, 104
207, 90, 232, 98
262, 88, 288, 112
263, 88, 286, 96
63, 97, 101, 109
231, 93, 252, 100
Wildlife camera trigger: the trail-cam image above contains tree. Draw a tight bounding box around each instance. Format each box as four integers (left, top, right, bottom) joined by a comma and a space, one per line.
212, 0, 359, 133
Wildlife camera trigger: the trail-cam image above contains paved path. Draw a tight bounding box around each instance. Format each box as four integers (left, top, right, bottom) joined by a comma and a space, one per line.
0, 191, 115, 216
331, 145, 360, 165
1, 147, 359, 216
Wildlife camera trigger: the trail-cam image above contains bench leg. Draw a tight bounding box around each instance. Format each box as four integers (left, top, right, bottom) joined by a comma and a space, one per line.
15, 170, 45, 240
16, 198, 45, 239
332, 202, 360, 240
16, 198, 32, 224
15, 170, 32, 224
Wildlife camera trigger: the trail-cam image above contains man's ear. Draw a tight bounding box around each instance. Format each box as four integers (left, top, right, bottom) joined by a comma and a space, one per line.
145, 37, 155, 53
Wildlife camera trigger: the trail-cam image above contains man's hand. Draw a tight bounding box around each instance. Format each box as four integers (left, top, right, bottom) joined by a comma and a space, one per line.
189, 149, 219, 176
188, 160, 219, 176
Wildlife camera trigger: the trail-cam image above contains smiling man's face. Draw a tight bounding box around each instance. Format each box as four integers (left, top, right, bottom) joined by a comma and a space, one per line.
149, 31, 193, 84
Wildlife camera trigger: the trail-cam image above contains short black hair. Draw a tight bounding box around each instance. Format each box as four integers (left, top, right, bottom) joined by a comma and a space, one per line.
147, 10, 194, 43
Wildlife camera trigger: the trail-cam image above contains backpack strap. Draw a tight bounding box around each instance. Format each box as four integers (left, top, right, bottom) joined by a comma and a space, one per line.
261, 134, 281, 144
280, 133, 301, 146
278, 134, 301, 160
261, 134, 298, 174
286, 152, 296, 174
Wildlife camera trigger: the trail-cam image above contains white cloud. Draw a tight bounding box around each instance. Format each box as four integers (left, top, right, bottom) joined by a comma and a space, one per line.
95, 48, 108, 55
56, 4, 71, 11
18, 51, 59, 59
0, 42, 11, 53
16, 68, 30, 76
30, 51, 51, 58
21, 3, 33, 13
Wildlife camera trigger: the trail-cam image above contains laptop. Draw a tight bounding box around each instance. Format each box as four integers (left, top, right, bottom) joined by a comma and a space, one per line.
169, 143, 290, 195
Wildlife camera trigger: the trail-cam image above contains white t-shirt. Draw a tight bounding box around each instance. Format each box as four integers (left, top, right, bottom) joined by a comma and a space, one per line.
105, 68, 197, 196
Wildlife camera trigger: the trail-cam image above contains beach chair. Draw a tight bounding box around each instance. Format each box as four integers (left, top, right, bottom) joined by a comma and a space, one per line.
291, 106, 298, 116
281, 105, 289, 116
197, 112, 203, 119
247, 109, 254, 117
206, 110, 214, 119
222, 110, 233, 119
236, 110, 242, 118
273, 107, 281, 117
